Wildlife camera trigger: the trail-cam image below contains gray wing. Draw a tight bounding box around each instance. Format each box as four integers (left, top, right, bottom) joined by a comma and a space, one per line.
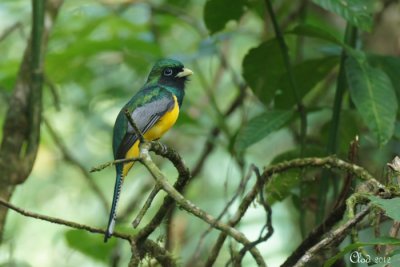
116, 96, 175, 159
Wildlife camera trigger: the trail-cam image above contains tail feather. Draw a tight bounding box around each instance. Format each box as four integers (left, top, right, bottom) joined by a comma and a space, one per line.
104, 168, 124, 242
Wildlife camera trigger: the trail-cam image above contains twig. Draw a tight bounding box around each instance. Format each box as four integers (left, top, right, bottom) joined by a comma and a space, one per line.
124, 109, 144, 143
44, 75, 61, 111
132, 185, 161, 228
189, 164, 257, 263
139, 142, 267, 267
318, 23, 358, 222
206, 156, 385, 267
205, 168, 267, 267
264, 0, 307, 156
0, 197, 129, 240
0, 22, 22, 42
90, 157, 140, 173
281, 203, 347, 267
292, 206, 371, 267
0, 197, 177, 266
117, 181, 153, 221
236, 169, 274, 263
188, 164, 256, 265
135, 143, 191, 243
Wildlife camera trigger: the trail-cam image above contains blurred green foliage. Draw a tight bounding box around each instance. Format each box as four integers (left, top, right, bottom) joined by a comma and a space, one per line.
1, 0, 400, 266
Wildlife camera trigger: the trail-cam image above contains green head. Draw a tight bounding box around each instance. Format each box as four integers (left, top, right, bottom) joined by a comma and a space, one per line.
146, 59, 193, 91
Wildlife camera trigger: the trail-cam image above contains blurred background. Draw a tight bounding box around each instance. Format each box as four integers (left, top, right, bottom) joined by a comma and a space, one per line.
0, 0, 399, 266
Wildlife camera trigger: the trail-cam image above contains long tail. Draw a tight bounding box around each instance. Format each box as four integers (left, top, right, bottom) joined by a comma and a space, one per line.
104, 166, 124, 242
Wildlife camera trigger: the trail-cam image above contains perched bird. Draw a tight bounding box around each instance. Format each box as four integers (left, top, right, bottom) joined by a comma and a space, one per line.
104, 59, 193, 242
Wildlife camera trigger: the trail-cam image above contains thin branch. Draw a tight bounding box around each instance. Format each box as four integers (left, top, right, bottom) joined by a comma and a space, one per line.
281, 203, 347, 267
235, 169, 274, 264
0, 197, 129, 240
292, 206, 371, 267
132, 185, 161, 228
0, 197, 177, 266
264, 0, 307, 156
318, 23, 358, 222
138, 142, 267, 267
0, 22, 22, 42
187, 164, 255, 265
206, 156, 386, 266
90, 157, 140, 173
124, 109, 144, 143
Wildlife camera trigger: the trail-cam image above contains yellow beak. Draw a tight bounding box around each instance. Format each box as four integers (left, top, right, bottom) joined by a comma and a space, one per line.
175, 68, 194, 78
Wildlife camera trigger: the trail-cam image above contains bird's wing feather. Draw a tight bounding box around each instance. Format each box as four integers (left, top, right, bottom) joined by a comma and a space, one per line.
114, 87, 175, 159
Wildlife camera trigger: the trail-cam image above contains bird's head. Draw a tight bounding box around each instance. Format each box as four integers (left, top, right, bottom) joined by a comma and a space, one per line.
146, 59, 193, 90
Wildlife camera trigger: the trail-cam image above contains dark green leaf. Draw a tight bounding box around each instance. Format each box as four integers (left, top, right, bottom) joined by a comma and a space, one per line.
276, 56, 339, 108
367, 196, 400, 221
243, 39, 285, 105
324, 237, 400, 267
266, 170, 300, 204
204, 0, 247, 34
312, 0, 374, 31
266, 146, 325, 204
321, 111, 362, 155
346, 57, 398, 145
65, 229, 116, 263
235, 110, 293, 152
287, 24, 343, 45
368, 54, 400, 100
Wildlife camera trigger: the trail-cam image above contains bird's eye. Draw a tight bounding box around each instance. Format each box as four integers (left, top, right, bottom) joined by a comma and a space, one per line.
163, 68, 173, 76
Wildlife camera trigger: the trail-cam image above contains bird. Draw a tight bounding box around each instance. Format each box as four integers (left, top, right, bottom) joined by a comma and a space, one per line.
104, 59, 193, 242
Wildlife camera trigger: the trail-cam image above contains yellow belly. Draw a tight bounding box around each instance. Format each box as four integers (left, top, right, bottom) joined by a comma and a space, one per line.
122, 95, 179, 176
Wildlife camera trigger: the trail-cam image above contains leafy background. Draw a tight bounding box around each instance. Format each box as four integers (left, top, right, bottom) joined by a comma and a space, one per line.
0, 0, 400, 266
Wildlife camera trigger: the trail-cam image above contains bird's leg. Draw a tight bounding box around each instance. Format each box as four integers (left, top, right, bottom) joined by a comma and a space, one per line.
132, 184, 162, 228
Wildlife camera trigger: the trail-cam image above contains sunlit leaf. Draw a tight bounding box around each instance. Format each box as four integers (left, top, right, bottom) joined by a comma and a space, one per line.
235, 110, 293, 152
204, 0, 247, 34
346, 56, 398, 145
312, 0, 374, 31
242, 39, 285, 105
367, 196, 400, 221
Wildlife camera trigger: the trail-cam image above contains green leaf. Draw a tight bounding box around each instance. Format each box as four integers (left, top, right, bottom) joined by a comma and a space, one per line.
242, 39, 285, 105
65, 229, 116, 263
370, 254, 400, 267
266, 170, 300, 204
266, 146, 325, 204
367, 196, 400, 221
235, 110, 293, 152
204, 0, 247, 34
368, 54, 400, 100
346, 57, 398, 145
276, 56, 339, 108
287, 24, 343, 45
312, 0, 374, 31
321, 110, 362, 155
324, 237, 400, 267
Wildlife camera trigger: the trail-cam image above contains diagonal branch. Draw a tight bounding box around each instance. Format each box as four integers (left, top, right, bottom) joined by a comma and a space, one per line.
138, 142, 267, 267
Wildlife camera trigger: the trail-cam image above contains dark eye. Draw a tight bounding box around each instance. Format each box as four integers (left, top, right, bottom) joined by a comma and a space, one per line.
163, 68, 173, 76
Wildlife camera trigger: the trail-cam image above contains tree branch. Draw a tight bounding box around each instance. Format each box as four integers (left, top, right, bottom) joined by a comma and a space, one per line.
293, 206, 371, 267
0, 197, 177, 266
